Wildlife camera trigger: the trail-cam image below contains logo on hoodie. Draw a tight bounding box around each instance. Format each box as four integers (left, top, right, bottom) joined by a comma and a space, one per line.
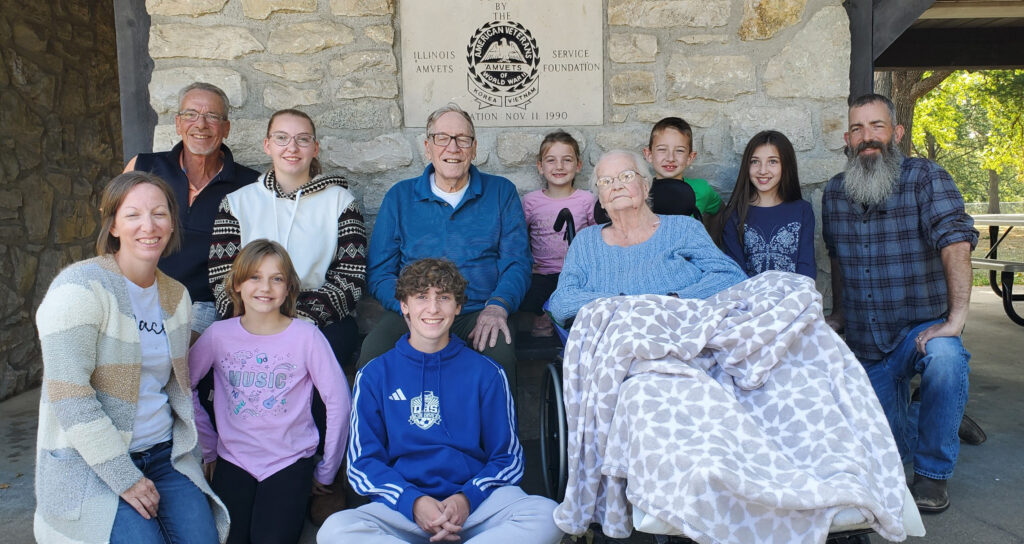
409, 391, 441, 430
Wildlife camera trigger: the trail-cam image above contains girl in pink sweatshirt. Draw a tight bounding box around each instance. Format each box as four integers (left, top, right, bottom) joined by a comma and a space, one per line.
190, 239, 350, 544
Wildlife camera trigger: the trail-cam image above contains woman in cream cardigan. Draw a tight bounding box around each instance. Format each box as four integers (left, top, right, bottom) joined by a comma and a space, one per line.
34, 172, 228, 543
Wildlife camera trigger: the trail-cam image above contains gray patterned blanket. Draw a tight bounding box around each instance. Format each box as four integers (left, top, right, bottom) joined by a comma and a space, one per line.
552, 272, 907, 543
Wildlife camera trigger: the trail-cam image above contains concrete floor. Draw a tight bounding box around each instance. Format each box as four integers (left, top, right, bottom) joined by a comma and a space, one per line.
2, 287, 1022, 543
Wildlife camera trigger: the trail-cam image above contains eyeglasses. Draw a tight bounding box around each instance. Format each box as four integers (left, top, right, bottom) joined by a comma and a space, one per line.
427, 133, 475, 149
268, 132, 317, 148
595, 170, 642, 189
176, 110, 227, 124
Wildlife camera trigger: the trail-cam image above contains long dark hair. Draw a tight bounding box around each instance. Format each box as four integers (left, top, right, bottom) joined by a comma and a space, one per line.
716, 130, 801, 248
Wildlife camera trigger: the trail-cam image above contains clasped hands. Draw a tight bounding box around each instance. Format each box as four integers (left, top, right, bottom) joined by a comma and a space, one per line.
413, 493, 470, 542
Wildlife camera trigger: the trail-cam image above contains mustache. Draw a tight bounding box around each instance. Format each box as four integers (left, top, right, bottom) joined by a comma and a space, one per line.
846, 140, 886, 157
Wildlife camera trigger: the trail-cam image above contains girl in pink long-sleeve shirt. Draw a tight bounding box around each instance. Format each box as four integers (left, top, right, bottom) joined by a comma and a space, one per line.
190, 239, 350, 544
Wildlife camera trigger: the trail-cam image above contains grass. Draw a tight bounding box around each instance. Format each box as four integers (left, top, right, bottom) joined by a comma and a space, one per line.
972, 222, 1024, 286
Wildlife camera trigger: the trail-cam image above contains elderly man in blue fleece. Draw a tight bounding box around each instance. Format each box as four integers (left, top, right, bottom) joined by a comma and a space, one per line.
549, 149, 747, 325
358, 103, 531, 389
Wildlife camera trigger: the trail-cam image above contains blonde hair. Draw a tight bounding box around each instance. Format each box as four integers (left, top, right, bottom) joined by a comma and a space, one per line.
224, 239, 300, 317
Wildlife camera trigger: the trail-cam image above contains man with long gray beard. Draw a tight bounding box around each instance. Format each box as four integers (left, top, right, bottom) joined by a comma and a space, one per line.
822, 94, 980, 514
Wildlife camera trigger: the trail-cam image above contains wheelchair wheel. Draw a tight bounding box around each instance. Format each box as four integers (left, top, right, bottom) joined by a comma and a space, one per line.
539, 361, 567, 501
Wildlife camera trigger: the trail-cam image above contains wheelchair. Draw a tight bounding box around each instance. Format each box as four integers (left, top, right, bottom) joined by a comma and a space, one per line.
537, 209, 877, 543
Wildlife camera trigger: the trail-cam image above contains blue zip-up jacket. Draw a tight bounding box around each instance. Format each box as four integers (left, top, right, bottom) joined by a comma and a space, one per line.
346, 334, 523, 521
367, 165, 531, 314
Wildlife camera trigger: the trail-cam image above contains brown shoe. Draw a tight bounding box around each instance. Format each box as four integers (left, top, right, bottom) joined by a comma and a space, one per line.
911, 474, 950, 514
309, 478, 347, 526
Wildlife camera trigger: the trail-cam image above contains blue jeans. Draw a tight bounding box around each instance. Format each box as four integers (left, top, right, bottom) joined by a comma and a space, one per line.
110, 441, 218, 544
861, 319, 970, 480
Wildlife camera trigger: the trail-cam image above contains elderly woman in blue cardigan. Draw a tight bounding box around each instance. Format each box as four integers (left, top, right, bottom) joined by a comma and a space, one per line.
34, 172, 227, 543
549, 150, 747, 324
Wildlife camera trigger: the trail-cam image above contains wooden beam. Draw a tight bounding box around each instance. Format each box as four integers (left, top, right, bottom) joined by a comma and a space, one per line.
846, 0, 874, 99
873, 0, 936, 59
113, 0, 157, 161
874, 27, 1024, 69
920, 1, 1024, 19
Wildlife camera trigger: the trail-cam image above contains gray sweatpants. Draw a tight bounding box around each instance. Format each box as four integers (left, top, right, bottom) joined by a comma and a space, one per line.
316, 486, 562, 544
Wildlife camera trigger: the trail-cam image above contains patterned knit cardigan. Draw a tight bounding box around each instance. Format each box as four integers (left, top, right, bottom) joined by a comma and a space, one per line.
34, 255, 228, 543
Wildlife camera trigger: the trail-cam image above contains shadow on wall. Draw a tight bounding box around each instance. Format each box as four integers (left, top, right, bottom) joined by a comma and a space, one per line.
0, 0, 124, 400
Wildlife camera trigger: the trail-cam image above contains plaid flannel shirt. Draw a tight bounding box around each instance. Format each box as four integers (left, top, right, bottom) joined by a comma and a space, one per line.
822, 157, 978, 361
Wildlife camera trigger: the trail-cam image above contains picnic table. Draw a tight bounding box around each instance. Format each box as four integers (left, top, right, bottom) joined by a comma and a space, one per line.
970, 214, 1024, 326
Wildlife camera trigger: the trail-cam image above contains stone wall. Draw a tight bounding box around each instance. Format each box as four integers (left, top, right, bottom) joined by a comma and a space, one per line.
146, 1, 848, 283
147, 0, 850, 358
0, 0, 123, 400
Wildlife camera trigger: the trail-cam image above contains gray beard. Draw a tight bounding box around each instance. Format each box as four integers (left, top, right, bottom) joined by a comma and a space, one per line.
843, 143, 903, 207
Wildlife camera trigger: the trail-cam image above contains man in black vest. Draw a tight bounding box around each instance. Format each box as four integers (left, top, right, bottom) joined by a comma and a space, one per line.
125, 82, 259, 339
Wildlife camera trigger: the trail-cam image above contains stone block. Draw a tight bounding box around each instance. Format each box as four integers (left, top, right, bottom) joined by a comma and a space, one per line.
594, 127, 649, 155
666, 55, 755, 102
608, 33, 658, 63
496, 133, 544, 167
22, 183, 52, 243
240, 0, 316, 19
268, 21, 354, 54
323, 133, 412, 174
253, 61, 321, 83
263, 83, 319, 110
608, 0, 729, 29
221, 119, 268, 168
365, 25, 394, 45
13, 23, 46, 53
676, 34, 730, 45
330, 0, 394, 16
611, 71, 656, 105
764, 6, 849, 99
146, 0, 228, 17
322, 100, 402, 130
46, 174, 72, 195
329, 50, 397, 76
149, 67, 245, 113
334, 74, 398, 99
10, 247, 38, 298
801, 155, 845, 185
54, 201, 96, 244
635, 104, 718, 128
0, 191, 20, 221
739, 0, 807, 41
150, 24, 263, 60
821, 103, 848, 151
729, 106, 815, 152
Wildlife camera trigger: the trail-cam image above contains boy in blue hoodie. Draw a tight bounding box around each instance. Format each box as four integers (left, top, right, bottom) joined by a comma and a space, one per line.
318, 259, 561, 543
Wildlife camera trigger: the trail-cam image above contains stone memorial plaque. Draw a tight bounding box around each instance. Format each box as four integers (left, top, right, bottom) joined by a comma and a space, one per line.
400, 1, 603, 127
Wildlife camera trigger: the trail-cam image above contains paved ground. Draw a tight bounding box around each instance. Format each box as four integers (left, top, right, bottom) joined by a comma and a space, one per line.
2, 287, 1022, 543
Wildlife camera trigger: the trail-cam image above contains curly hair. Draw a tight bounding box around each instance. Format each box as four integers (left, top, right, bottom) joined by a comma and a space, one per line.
394, 258, 468, 305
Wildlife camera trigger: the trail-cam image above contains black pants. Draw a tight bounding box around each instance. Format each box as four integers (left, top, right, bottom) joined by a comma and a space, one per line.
520, 273, 559, 315
212, 456, 315, 544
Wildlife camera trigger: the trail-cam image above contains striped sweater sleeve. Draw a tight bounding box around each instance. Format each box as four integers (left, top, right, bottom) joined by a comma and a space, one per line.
295, 201, 367, 327
209, 197, 242, 319
36, 273, 143, 495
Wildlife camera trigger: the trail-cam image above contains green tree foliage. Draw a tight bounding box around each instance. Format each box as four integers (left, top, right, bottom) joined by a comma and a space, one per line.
912, 70, 1024, 205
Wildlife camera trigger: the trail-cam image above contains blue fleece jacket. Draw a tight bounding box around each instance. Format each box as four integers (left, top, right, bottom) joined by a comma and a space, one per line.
346, 334, 522, 521
367, 165, 531, 314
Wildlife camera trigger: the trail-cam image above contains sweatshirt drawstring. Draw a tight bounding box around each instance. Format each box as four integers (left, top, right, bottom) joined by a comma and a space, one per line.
282, 188, 302, 245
